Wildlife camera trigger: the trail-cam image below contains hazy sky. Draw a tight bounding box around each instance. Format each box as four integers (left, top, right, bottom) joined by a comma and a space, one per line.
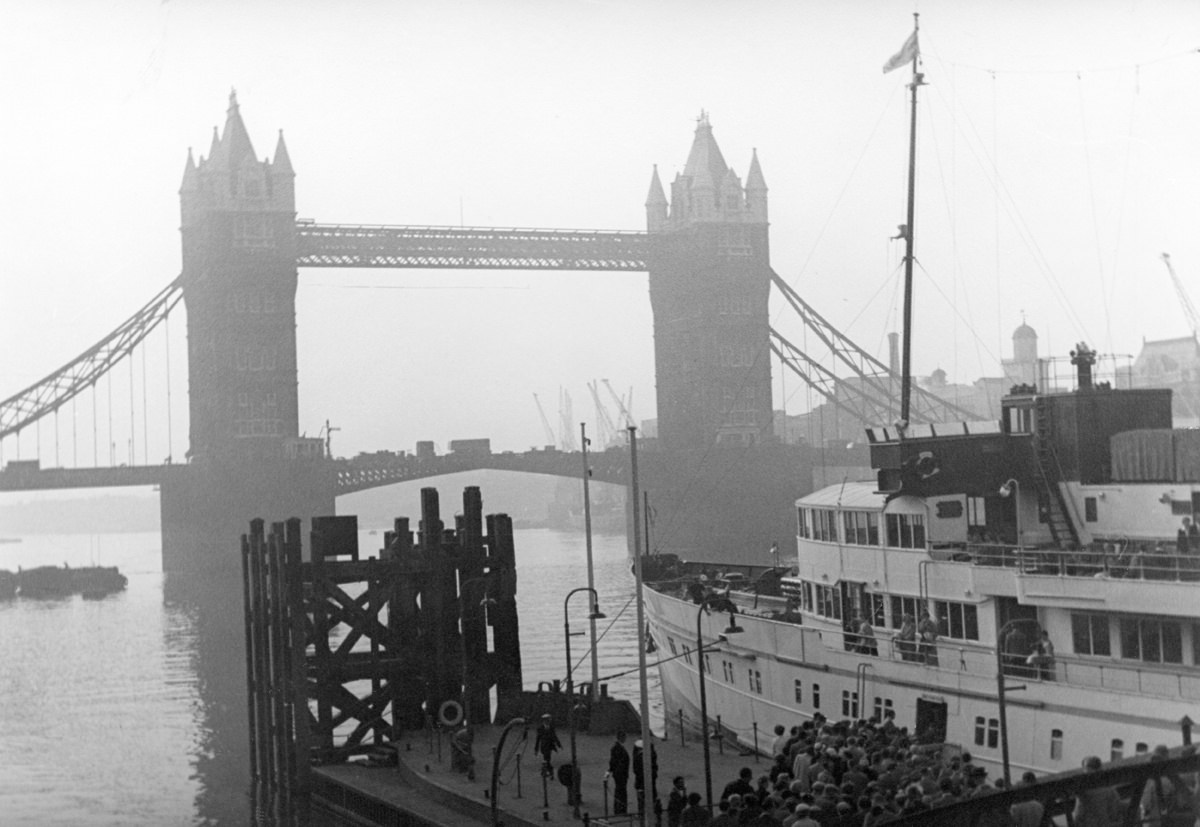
2, 0, 1198, 462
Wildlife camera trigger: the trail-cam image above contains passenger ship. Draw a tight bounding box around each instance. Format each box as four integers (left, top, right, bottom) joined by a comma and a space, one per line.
642, 22, 1198, 779
644, 351, 1200, 778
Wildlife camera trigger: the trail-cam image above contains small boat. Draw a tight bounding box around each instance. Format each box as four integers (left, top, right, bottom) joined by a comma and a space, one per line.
16, 565, 127, 598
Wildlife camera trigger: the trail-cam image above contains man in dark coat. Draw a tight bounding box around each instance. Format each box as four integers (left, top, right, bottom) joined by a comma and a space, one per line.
608, 730, 631, 814
534, 714, 561, 772
633, 739, 659, 816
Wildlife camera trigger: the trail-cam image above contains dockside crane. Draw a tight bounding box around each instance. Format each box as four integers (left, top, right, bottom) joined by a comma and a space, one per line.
558, 387, 577, 451
532, 393, 557, 449
588, 380, 619, 448
602, 379, 635, 429
1162, 252, 1200, 337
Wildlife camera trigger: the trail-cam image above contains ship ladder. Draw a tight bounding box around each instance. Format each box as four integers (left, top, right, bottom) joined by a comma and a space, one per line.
1033, 399, 1081, 550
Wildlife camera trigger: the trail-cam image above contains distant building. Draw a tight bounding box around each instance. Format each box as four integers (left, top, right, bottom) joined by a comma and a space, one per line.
1131, 335, 1200, 426
1002, 322, 1039, 388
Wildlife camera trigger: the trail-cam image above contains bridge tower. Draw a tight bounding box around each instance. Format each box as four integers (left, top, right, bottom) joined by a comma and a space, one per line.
646, 112, 773, 449
163, 93, 332, 572
638, 116, 814, 565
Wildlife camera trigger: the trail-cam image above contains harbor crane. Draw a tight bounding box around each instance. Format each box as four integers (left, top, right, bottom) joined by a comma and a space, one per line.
588, 380, 620, 449
1162, 253, 1200, 337
532, 393, 557, 448
558, 388, 577, 451
602, 379, 635, 429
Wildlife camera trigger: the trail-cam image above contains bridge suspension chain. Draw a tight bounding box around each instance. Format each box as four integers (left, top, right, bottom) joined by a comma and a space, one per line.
0, 276, 184, 442
769, 269, 977, 426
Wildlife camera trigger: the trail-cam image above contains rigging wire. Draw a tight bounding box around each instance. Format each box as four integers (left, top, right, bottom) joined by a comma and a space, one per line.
941, 47, 1200, 78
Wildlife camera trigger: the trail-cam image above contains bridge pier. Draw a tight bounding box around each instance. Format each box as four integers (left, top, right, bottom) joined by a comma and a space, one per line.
160, 459, 335, 573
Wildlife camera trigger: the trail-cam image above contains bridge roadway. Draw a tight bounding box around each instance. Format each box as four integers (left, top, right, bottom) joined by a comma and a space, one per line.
0, 447, 629, 495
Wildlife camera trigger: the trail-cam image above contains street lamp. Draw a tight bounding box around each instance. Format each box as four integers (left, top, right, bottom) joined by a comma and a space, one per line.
460, 575, 497, 727
564, 586, 606, 817
999, 478, 1021, 549
697, 597, 743, 812
995, 618, 1032, 786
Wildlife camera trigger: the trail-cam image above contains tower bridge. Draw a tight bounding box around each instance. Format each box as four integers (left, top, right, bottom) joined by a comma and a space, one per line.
2, 95, 968, 572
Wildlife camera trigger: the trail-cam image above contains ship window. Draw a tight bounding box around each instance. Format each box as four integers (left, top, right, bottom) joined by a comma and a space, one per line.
1085, 497, 1098, 523
934, 600, 979, 641
873, 697, 894, 721
813, 509, 838, 542
797, 508, 810, 539
815, 585, 841, 620
1072, 613, 1111, 656
843, 511, 880, 546
1111, 739, 1124, 761
888, 595, 921, 630
793, 680, 802, 704
682, 646, 692, 666
885, 513, 925, 549
1136, 743, 1149, 755
1050, 730, 1063, 760
704, 653, 712, 675
668, 638, 677, 655
842, 689, 858, 718
812, 683, 820, 710
1120, 617, 1183, 664
967, 497, 986, 530
801, 582, 814, 613
868, 594, 886, 627
749, 669, 763, 694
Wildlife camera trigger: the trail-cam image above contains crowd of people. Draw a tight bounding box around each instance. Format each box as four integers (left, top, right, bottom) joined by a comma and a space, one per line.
600, 713, 1196, 827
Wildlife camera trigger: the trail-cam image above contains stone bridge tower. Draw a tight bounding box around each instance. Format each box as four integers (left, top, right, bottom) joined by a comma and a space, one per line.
646, 112, 774, 450
164, 94, 331, 572
179, 91, 300, 463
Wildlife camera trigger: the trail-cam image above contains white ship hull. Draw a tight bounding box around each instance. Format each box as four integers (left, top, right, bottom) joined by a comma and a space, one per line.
645, 578, 1196, 779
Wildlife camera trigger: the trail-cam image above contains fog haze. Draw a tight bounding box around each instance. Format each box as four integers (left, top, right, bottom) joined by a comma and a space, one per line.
2, 0, 1198, 460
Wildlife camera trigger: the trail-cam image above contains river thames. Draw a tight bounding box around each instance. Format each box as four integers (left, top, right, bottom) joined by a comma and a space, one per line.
0, 524, 657, 825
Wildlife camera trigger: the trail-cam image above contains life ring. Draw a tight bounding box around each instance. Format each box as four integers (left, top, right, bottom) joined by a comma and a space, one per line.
438, 699, 464, 728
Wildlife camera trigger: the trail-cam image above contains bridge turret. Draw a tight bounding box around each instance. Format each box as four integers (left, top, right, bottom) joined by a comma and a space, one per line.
745, 148, 768, 222
646, 165, 668, 233
647, 113, 773, 449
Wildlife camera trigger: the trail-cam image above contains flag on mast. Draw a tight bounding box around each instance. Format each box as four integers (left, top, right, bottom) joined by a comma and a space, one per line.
882, 30, 919, 74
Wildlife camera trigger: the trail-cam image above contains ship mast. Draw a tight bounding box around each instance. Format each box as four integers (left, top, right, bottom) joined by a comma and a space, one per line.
898, 13, 923, 430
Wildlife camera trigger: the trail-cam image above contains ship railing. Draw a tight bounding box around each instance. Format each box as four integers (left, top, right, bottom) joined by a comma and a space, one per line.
947, 541, 1200, 582
860, 630, 1200, 702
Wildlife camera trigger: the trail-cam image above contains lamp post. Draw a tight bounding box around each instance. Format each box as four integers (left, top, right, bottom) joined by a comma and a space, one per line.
1000, 478, 1021, 549
697, 597, 743, 812
581, 423, 601, 701
564, 586, 605, 817
995, 618, 1031, 786
460, 575, 497, 727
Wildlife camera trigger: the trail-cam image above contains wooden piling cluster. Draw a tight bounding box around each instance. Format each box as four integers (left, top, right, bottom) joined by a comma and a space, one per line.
242, 485, 523, 813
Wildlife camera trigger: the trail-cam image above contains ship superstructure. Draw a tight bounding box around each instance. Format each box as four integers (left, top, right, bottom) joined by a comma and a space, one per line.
644, 351, 1200, 778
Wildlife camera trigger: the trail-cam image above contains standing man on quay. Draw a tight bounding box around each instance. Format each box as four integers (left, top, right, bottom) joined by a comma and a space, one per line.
607, 729, 631, 814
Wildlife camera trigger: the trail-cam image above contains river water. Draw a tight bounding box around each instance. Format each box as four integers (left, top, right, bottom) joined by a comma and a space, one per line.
0, 525, 657, 825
